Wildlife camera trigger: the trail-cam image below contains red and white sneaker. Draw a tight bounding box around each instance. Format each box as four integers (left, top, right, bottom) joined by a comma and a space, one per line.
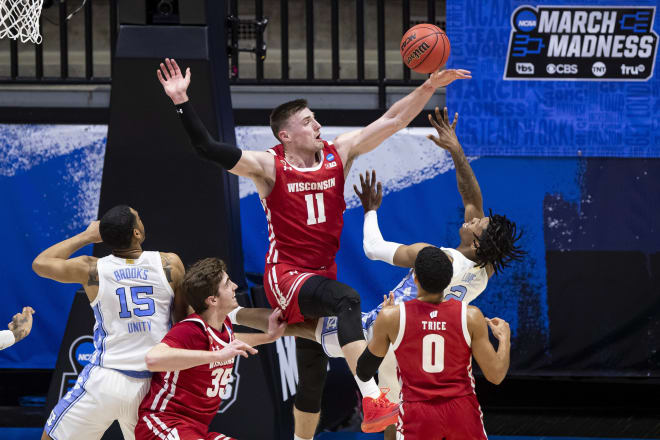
361, 388, 399, 433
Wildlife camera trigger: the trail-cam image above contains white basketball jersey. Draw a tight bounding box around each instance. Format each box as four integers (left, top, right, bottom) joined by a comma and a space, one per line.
90, 251, 174, 376
441, 247, 489, 304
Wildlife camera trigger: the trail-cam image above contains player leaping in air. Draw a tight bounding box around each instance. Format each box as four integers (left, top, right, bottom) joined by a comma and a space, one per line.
157, 57, 470, 437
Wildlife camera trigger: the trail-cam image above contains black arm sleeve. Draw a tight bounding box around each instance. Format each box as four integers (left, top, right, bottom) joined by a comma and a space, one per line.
174, 101, 242, 170
356, 347, 385, 382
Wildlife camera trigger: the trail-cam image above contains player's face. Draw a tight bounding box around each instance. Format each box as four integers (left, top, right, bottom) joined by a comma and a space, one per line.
216, 272, 239, 313
459, 216, 489, 244
130, 207, 146, 244
283, 108, 323, 153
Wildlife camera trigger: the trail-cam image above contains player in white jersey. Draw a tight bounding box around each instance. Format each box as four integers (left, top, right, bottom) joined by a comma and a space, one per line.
351, 108, 524, 438
32, 205, 187, 440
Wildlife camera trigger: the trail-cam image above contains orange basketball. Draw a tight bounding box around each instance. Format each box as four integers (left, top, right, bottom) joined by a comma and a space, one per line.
400, 24, 451, 74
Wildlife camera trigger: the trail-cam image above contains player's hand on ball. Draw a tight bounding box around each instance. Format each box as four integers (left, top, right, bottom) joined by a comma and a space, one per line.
267, 309, 287, 341
427, 107, 462, 153
354, 170, 383, 213
157, 58, 191, 105
486, 317, 511, 342
83, 221, 103, 244
218, 339, 258, 361
429, 68, 471, 88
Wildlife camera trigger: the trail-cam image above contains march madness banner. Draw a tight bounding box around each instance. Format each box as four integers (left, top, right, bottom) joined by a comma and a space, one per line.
446, 0, 660, 157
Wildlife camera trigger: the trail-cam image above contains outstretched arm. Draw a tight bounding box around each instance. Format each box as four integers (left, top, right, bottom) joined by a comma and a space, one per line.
354, 170, 434, 267
427, 107, 483, 222
32, 221, 101, 286
0, 307, 35, 350
157, 58, 275, 194
234, 309, 287, 347
145, 339, 257, 372
468, 306, 510, 385
334, 69, 471, 168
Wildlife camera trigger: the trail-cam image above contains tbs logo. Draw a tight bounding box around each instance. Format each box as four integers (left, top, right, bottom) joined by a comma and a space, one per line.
516, 63, 534, 74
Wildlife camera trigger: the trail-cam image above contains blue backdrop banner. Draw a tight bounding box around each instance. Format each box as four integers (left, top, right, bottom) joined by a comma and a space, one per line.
446, 0, 660, 157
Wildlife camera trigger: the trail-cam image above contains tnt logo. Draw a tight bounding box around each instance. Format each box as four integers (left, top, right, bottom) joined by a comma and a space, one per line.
591, 62, 607, 77
620, 64, 645, 75
516, 63, 534, 74
429, 311, 438, 319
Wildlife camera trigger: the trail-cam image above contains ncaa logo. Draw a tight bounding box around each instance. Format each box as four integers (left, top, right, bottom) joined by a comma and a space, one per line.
516, 63, 534, 74
326, 153, 335, 161
592, 62, 607, 77
513, 8, 537, 32
75, 341, 95, 367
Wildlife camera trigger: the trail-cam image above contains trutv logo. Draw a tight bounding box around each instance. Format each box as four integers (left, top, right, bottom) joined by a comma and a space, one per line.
504, 5, 658, 81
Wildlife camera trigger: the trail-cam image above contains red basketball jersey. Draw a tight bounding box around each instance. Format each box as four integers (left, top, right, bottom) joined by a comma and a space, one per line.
262, 141, 346, 270
138, 314, 235, 429
393, 299, 475, 402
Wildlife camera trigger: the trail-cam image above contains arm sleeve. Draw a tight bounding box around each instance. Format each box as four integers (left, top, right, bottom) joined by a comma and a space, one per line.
162, 321, 206, 350
363, 210, 402, 265
0, 330, 15, 350
356, 347, 385, 382
174, 101, 243, 170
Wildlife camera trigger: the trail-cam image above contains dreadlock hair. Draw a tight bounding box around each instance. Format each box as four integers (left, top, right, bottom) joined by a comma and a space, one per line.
414, 246, 453, 294
99, 205, 136, 250
473, 209, 526, 275
183, 258, 228, 314
269, 98, 308, 142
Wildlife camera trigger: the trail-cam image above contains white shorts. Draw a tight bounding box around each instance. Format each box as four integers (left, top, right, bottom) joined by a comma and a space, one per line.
45, 364, 151, 440
315, 316, 373, 358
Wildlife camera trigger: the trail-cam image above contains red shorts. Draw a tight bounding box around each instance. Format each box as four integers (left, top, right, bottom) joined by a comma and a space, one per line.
397, 394, 487, 440
263, 262, 337, 324
135, 412, 235, 440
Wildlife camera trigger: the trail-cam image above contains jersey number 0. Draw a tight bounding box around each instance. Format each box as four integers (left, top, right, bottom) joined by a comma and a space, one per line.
422, 334, 445, 373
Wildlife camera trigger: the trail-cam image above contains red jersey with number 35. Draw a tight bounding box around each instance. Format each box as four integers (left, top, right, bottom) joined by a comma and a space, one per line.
138, 314, 235, 428
393, 299, 475, 402
262, 141, 346, 270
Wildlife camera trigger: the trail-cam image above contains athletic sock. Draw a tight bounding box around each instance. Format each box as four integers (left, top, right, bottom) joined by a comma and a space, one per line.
294, 435, 313, 440
354, 375, 381, 399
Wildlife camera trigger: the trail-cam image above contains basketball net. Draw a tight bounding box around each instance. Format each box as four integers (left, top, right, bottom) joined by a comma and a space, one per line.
0, 0, 44, 44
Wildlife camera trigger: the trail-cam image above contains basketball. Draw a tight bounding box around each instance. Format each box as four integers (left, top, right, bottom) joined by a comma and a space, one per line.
400, 24, 450, 74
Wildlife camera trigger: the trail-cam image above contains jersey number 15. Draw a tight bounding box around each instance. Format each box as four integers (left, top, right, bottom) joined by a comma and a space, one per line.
115, 286, 155, 318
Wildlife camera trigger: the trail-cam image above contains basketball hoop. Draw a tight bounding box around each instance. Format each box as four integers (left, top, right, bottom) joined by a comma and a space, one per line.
0, 0, 45, 44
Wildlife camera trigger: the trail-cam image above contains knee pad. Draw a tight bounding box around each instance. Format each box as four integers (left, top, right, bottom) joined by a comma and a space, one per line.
294, 338, 328, 413
331, 285, 364, 347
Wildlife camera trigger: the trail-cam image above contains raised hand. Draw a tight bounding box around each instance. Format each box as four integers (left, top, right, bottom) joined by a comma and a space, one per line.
486, 317, 511, 342
266, 309, 287, 341
427, 107, 461, 154
156, 58, 191, 105
380, 291, 395, 308
215, 339, 258, 362
83, 221, 102, 244
8, 307, 35, 343
353, 169, 383, 214
428, 68, 471, 88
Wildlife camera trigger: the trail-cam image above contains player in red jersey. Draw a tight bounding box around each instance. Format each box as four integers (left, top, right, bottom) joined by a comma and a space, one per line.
135, 258, 286, 440
356, 246, 511, 440
157, 57, 471, 437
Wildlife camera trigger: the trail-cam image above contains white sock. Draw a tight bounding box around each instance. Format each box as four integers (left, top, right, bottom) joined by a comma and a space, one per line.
294, 436, 313, 440
354, 375, 381, 399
